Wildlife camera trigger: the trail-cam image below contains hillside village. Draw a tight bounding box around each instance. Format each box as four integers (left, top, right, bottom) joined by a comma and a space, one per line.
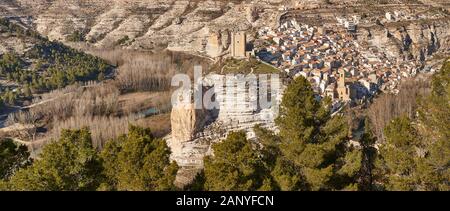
0, 0, 449, 192
199, 2, 449, 108
165, 3, 450, 182
253, 19, 424, 106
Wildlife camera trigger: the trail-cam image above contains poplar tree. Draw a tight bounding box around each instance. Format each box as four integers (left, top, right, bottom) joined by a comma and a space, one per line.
375, 59, 450, 191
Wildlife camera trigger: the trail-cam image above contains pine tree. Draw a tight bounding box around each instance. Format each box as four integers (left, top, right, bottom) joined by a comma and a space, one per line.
375, 59, 450, 191
259, 76, 359, 190
6, 128, 103, 191
0, 139, 32, 181
414, 59, 449, 190
357, 118, 377, 191
203, 131, 273, 191
376, 116, 419, 190
100, 125, 178, 191
23, 84, 32, 97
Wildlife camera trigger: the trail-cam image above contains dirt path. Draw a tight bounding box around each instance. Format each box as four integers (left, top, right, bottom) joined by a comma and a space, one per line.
10, 137, 46, 146
1, 83, 101, 129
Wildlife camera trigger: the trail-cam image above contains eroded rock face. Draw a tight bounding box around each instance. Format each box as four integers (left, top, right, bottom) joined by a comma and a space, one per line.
168, 104, 209, 171
168, 73, 283, 165
170, 104, 206, 143
0, 0, 282, 54
361, 19, 450, 62
167, 73, 283, 187
2, 0, 449, 58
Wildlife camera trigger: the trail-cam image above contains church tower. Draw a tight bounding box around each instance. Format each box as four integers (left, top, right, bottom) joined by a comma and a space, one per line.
337, 69, 351, 101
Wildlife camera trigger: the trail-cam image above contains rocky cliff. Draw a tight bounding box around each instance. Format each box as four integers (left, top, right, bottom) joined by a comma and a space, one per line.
167, 73, 284, 186
1, 0, 449, 58
359, 19, 450, 62
0, 0, 284, 54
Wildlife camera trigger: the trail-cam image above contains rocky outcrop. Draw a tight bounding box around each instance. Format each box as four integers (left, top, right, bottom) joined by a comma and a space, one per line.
361, 18, 450, 62
171, 104, 206, 143
167, 72, 284, 187
0, 0, 283, 54
2, 0, 449, 58
167, 73, 283, 167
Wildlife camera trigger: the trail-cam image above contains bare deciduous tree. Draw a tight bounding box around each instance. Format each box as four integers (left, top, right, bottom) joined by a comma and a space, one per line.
367, 77, 431, 141
50, 115, 137, 148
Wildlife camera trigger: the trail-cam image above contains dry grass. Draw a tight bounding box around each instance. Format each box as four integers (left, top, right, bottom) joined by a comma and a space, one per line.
4, 48, 212, 149
118, 91, 172, 115
135, 113, 171, 138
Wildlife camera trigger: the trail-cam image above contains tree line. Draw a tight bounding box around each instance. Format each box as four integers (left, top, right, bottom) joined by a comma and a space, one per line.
0, 59, 448, 191
367, 76, 431, 141
0, 125, 178, 191
0, 18, 112, 107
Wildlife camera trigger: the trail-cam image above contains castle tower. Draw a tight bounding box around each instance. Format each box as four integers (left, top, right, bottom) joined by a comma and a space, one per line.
231, 31, 246, 58
206, 31, 222, 57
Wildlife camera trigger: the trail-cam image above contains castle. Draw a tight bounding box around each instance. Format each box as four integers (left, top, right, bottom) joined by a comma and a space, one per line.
205, 30, 252, 59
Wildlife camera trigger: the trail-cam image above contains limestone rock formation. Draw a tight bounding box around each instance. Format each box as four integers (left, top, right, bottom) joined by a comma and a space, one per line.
2, 0, 448, 58
171, 104, 206, 143
360, 19, 450, 62
167, 73, 283, 169
0, 0, 283, 54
